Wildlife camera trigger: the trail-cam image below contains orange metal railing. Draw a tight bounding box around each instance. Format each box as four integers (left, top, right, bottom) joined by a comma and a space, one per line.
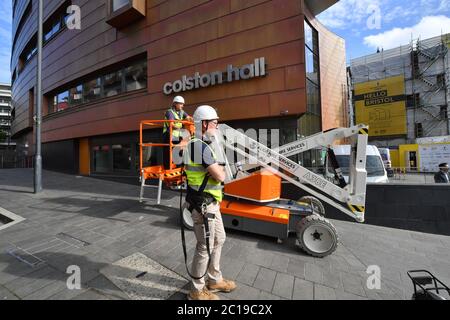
139, 119, 194, 186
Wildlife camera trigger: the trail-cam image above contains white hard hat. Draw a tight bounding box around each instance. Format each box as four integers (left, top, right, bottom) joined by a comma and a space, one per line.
173, 96, 185, 104
193, 105, 219, 123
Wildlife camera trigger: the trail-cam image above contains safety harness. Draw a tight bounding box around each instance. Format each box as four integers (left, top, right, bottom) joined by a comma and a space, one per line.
180, 169, 214, 280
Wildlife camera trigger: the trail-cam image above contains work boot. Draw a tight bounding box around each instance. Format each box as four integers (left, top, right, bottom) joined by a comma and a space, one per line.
187, 288, 220, 300
207, 279, 237, 293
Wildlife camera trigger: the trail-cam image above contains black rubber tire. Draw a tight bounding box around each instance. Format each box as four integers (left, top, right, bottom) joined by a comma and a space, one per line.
298, 196, 326, 216
296, 214, 338, 258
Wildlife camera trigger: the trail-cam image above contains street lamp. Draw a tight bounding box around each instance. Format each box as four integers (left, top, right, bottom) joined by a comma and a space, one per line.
34, 0, 43, 193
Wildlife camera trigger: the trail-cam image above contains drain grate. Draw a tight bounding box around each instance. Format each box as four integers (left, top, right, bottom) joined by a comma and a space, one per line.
0, 207, 25, 231
6, 246, 45, 267
56, 232, 91, 247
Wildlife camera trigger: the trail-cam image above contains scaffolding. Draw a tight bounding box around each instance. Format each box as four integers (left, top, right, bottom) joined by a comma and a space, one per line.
350, 34, 450, 142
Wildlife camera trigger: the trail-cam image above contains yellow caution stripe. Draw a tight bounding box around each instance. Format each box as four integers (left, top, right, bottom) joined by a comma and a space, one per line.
164, 172, 181, 178
359, 128, 369, 135
347, 203, 365, 213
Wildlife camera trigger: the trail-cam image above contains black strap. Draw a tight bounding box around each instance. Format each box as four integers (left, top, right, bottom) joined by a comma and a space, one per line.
180, 169, 213, 280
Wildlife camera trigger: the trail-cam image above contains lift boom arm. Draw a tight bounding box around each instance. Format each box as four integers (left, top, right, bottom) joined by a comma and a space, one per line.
211, 124, 369, 222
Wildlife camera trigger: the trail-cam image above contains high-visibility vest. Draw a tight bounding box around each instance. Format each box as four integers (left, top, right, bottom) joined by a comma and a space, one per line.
163, 108, 184, 137
184, 138, 223, 202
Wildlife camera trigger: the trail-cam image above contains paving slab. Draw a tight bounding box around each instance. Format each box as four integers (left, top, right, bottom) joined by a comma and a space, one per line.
100, 252, 188, 300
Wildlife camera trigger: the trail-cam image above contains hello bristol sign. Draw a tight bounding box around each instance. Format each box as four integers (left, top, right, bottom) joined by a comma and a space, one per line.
163, 57, 267, 95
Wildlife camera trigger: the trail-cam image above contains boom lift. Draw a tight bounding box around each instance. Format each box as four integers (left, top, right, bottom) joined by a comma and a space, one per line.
140, 119, 369, 257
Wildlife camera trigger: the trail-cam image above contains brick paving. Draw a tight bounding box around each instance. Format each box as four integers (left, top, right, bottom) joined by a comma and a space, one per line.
1, 169, 450, 300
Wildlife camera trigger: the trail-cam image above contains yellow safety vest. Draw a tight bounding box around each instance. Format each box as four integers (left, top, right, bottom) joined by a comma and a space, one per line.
163, 108, 184, 137
184, 138, 223, 202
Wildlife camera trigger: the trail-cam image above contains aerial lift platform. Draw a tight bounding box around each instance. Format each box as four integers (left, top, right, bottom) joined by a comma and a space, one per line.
140, 119, 369, 257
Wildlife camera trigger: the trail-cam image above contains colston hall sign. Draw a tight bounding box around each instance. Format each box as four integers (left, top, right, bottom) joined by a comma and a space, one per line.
163, 57, 267, 95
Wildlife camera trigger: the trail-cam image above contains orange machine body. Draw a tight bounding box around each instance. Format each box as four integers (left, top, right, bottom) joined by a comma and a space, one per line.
221, 169, 293, 230
221, 200, 290, 225
224, 170, 282, 203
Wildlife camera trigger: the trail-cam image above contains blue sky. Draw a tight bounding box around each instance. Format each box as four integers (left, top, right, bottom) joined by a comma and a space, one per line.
0, 1, 11, 84
0, 0, 449, 84
317, 0, 450, 61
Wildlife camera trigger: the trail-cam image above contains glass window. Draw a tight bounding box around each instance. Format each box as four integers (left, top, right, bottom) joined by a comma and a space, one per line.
113, 144, 131, 172
56, 91, 69, 112
26, 47, 37, 62
304, 20, 318, 54
44, 21, 61, 42
112, 0, 130, 11
69, 85, 83, 105
63, 12, 71, 25
83, 78, 102, 102
298, 113, 321, 138
48, 96, 57, 113
305, 49, 319, 85
304, 20, 313, 51
103, 70, 123, 97
306, 80, 320, 116
334, 155, 385, 177
125, 60, 147, 92
93, 145, 110, 173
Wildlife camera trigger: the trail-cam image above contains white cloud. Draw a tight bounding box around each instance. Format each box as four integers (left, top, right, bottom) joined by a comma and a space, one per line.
318, 0, 450, 30
384, 6, 418, 23
364, 15, 450, 49
318, 0, 383, 29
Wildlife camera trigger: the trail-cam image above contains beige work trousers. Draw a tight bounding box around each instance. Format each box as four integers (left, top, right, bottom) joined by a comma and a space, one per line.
190, 201, 226, 292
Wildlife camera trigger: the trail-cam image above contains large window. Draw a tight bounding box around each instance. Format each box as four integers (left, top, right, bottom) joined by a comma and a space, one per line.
113, 144, 131, 172
19, 35, 37, 72
47, 58, 147, 114
91, 140, 141, 175
16, 2, 70, 76
83, 78, 102, 102
43, 1, 72, 45
69, 85, 83, 105
93, 145, 110, 173
300, 20, 321, 137
103, 71, 123, 97
55, 91, 69, 112
125, 63, 147, 91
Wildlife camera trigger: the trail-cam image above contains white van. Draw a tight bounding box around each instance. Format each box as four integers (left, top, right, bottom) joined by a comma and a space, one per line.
377, 147, 394, 177
324, 145, 389, 183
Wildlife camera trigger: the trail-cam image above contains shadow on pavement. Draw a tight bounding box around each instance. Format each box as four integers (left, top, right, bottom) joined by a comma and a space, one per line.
0, 251, 187, 300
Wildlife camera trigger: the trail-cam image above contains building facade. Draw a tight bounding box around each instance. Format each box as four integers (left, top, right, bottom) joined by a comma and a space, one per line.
0, 83, 13, 149
349, 34, 450, 147
11, 0, 347, 176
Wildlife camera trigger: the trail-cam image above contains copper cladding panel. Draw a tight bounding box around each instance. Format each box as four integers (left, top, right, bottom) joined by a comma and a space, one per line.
10, 0, 346, 143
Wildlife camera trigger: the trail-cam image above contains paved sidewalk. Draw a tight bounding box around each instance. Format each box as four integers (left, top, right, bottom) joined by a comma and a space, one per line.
1, 169, 449, 300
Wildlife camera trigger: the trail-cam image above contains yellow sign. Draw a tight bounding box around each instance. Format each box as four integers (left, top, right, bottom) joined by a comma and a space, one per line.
354, 75, 407, 137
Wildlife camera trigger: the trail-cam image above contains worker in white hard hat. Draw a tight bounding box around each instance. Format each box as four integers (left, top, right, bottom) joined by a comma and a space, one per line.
163, 96, 192, 169
183, 105, 236, 300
